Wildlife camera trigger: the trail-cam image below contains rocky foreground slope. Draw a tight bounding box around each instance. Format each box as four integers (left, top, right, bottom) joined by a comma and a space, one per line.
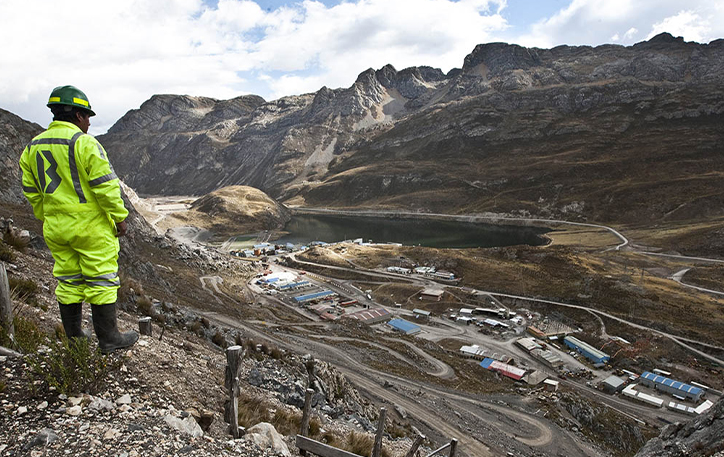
100, 33, 724, 225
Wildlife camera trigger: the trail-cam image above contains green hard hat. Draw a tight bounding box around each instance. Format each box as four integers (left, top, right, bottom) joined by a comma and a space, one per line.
47, 85, 96, 116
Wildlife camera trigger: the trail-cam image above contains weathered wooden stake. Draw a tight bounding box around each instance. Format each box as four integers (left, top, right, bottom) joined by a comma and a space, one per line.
448, 439, 458, 457
299, 388, 314, 456
0, 263, 14, 341
371, 407, 387, 457
404, 433, 425, 457
305, 357, 316, 389
138, 317, 152, 336
225, 345, 244, 439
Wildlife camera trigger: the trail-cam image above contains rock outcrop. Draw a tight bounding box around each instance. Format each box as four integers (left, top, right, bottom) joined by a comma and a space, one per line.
634, 398, 724, 457
185, 185, 290, 236
0, 108, 43, 205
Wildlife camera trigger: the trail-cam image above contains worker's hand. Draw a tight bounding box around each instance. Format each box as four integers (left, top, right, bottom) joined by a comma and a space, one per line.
116, 220, 128, 237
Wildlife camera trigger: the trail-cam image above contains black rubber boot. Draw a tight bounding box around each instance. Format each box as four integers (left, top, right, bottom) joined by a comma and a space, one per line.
58, 303, 91, 339
91, 303, 139, 354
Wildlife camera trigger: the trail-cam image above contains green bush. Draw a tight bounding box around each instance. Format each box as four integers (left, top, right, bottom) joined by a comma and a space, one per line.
27, 336, 121, 396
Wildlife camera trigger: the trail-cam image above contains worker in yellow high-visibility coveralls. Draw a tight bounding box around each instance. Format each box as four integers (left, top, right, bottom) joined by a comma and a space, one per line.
19, 85, 138, 353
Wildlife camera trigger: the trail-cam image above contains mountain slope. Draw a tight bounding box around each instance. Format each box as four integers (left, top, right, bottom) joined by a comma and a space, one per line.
100, 33, 724, 225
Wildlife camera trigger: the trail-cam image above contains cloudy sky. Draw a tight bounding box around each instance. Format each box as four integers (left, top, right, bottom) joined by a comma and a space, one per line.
2, 0, 722, 134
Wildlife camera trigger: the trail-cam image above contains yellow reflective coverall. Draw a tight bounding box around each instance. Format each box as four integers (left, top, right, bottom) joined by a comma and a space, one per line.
19, 121, 128, 305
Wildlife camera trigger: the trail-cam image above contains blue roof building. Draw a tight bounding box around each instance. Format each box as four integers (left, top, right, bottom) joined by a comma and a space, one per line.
293, 290, 336, 303
564, 336, 610, 364
640, 371, 703, 402
278, 280, 310, 290
387, 318, 421, 335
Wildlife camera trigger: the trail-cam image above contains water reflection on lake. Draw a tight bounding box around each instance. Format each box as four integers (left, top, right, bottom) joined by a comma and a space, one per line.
273, 214, 549, 248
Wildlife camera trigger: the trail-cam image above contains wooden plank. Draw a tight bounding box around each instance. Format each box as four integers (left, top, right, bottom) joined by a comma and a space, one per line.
0, 263, 13, 341
426, 442, 451, 457
371, 407, 386, 457
296, 435, 363, 457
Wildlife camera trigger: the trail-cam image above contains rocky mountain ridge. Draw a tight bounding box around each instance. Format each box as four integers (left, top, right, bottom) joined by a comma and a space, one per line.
100, 33, 724, 225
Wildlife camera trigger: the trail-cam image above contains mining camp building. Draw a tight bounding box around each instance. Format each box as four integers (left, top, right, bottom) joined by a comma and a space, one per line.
420, 288, 444, 301
639, 371, 704, 402
564, 336, 610, 364
387, 318, 421, 335
344, 308, 391, 325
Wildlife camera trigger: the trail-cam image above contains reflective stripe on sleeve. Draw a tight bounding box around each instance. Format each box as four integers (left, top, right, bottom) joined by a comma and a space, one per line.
68, 132, 87, 203
22, 185, 39, 193
88, 172, 118, 187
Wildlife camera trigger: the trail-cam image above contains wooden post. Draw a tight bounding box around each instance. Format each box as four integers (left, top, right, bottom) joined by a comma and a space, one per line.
448, 439, 457, 457
305, 357, 316, 389
371, 407, 386, 457
138, 317, 152, 336
299, 388, 314, 456
404, 434, 425, 457
225, 345, 244, 439
0, 263, 13, 342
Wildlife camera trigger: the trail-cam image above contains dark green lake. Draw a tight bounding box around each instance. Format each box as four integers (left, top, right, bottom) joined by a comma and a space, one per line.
274, 214, 549, 248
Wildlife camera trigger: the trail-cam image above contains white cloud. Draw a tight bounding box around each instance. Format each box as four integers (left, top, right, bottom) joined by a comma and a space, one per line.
516, 0, 724, 48
0, 0, 508, 133
648, 11, 709, 43
1, 0, 723, 135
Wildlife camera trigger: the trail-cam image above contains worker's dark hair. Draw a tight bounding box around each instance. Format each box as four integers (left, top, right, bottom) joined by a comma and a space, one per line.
50, 104, 91, 122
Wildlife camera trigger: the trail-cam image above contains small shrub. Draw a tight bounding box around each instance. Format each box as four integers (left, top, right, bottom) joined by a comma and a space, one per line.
54, 323, 65, 340
189, 320, 202, 333
270, 347, 283, 359
341, 431, 391, 457
136, 296, 153, 316
3, 230, 29, 252
237, 393, 272, 427
1, 315, 45, 353
0, 380, 6, 393
117, 276, 142, 304
345, 431, 375, 457
272, 407, 300, 435
9, 277, 38, 301
212, 330, 226, 348
27, 336, 121, 396
0, 243, 15, 262
236, 394, 324, 439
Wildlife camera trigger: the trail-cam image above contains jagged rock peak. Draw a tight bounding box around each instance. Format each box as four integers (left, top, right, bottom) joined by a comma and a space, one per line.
108, 93, 265, 134
463, 42, 542, 75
